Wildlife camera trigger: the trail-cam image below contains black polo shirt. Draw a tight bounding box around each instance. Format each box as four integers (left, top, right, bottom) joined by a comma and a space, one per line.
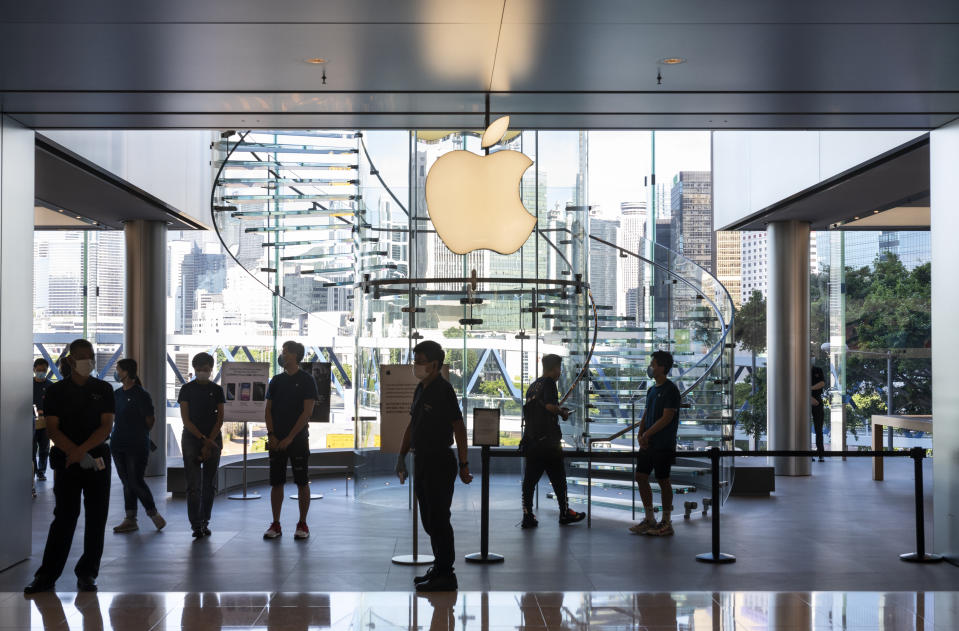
33, 378, 51, 411
177, 380, 225, 436
44, 377, 115, 467
266, 369, 319, 439
409, 376, 462, 456
523, 376, 561, 443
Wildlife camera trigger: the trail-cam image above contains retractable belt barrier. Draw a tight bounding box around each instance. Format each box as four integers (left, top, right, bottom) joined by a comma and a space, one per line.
470, 447, 940, 565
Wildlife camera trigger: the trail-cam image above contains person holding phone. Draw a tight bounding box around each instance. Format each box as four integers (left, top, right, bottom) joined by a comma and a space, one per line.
395, 340, 473, 592
25, 339, 115, 594
519, 354, 585, 529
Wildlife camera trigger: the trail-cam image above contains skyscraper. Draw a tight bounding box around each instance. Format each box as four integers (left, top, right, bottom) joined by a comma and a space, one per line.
588, 209, 620, 313
670, 171, 715, 274
620, 201, 648, 323
716, 231, 742, 308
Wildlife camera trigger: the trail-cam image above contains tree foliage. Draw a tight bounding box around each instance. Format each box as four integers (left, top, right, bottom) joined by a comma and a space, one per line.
734, 290, 766, 355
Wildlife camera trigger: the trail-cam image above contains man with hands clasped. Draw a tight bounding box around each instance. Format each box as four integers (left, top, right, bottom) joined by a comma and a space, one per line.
629, 350, 681, 538
262, 341, 318, 541
395, 341, 472, 592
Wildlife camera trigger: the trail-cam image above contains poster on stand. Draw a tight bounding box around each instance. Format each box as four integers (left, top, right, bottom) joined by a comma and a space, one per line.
300, 362, 332, 422
472, 408, 501, 447
221, 362, 270, 422
379, 364, 451, 454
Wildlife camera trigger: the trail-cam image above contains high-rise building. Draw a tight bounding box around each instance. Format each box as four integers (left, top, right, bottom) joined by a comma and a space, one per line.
652, 213, 673, 323
620, 201, 648, 323
178, 242, 227, 334
588, 209, 620, 313
716, 231, 742, 308
670, 171, 715, 274
741, 231, 821, 301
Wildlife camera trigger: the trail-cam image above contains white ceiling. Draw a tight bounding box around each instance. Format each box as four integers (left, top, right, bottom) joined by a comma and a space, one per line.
3, 0, 959, 129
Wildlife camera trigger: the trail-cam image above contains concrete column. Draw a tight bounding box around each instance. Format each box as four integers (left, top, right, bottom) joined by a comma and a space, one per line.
124, 220, 167, 477
766, 220, 811, 476
931, 119, 959, 563
0, 116, 35, 569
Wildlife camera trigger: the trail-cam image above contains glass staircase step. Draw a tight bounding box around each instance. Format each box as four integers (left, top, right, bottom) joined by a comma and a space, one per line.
565, 477, 695, 494
216, 141, 359, 154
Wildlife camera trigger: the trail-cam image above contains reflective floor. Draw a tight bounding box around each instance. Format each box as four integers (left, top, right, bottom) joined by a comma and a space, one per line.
3, 591, 957, 630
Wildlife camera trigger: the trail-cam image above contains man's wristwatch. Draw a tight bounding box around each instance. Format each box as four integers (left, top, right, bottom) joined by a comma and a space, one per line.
459, 461, 469, 469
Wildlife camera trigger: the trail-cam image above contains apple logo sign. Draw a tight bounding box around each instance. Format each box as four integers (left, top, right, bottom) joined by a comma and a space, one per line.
425, 116, 535, 255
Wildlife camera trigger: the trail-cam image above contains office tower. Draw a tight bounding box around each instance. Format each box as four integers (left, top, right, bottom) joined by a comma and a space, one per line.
588, 208, 620, 313
178, 242, 227, 334
716, 231, 742, 308
670, 171, 715, 274
620, 201, 648, 323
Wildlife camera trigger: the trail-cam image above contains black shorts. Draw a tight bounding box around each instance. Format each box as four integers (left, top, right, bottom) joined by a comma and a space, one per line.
269, 434, 310, 486
636, 449, 675, 480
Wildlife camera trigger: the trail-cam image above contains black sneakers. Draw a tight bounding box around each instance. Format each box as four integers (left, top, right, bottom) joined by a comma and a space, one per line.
415, 572, 458, 592
521, 512, 539, 529
414, 566, 436, 585
559, 508, 586, 525
23, 577, 55, 595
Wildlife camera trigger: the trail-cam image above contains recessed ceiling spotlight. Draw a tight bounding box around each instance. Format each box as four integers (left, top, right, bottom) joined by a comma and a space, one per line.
873, 210, 880, 214
854, 216, 860, 220
660, 57, 686, 65
305, 58, 327, 64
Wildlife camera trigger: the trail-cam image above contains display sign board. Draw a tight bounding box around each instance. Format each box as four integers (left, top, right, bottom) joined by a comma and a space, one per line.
300, 362, 332, 422
379, 364, 451, 454
472, 408, 501, 447
221, 362, 270, 422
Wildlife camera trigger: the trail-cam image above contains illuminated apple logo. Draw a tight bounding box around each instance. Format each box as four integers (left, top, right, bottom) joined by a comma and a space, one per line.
425, 116, 535, 255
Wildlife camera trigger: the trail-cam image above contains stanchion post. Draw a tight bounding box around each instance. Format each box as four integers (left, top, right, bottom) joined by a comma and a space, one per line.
229, 420, 260, 500
466, 445, 504, 563
696, 447, 735, 564
393, 461, 434, 565
901, 447, 942, 563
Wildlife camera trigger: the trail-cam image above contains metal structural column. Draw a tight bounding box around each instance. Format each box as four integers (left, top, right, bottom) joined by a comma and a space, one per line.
766, 220, 811, 476
124, 220, 168, 477
0, 116, 36, 569
931, 119, 959, 564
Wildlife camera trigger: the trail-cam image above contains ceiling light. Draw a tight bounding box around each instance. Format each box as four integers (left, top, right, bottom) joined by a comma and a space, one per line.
305, 58, 327, 64
660, 57, 686, 65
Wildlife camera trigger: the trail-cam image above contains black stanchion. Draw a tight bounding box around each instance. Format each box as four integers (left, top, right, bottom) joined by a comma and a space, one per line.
901, 447, 943, 563
696, 446, 735, 564
465, 445, 504, 563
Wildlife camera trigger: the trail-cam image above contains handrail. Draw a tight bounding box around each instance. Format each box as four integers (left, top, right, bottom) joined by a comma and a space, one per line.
357, 133, 410, 218
585, 234, 735, 444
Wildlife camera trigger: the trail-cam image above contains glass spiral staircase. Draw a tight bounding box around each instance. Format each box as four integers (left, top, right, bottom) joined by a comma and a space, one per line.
211, 130, 736, 511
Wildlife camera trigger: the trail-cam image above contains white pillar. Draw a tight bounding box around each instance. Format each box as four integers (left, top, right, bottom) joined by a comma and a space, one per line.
0, 116, 35, 568
766, 220, 811, 476
124, 220, 168, 477
931, 120, 959, 563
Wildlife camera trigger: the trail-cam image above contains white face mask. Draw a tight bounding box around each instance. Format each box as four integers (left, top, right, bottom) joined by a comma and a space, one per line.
34, 370, 46, 379
195, 370, 212, 382
412, 364, 430, 381
73, 359, 95, 378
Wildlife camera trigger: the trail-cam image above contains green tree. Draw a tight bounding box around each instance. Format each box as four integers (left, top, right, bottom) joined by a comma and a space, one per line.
736, 368, 767, 446
735, 290, 766, 394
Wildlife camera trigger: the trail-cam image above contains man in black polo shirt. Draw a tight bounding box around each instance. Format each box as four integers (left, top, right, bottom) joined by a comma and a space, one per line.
630, 350, 681, 538
396, 340, 472, 592
263, 340, 318, 541
520, 354, 585, 528
25, 339, 115, 594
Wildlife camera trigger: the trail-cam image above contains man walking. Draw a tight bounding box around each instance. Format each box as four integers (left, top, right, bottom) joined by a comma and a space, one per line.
520, 354, 585, 528
629, 350, 681, 537
33, 358, 53, 482
25, 339, 114, 593
396, 341, 472, 592
263, 341, 318, 540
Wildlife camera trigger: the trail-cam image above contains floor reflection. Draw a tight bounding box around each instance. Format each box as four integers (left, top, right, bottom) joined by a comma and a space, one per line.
9, 590, 952, 630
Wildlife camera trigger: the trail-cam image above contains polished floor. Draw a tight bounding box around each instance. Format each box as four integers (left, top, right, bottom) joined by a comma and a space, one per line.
2, 457, 955, 594
4, 590, 959, 630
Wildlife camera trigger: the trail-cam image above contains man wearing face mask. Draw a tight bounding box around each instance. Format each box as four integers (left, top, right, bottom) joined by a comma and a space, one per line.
33, 358, 53, 482
629, 350, 681, 538
520, 354, 585, 528
263, 340, 318, 540
396, 340, 472, 592
177, 352, 225, 539
25, 339, 115, 594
